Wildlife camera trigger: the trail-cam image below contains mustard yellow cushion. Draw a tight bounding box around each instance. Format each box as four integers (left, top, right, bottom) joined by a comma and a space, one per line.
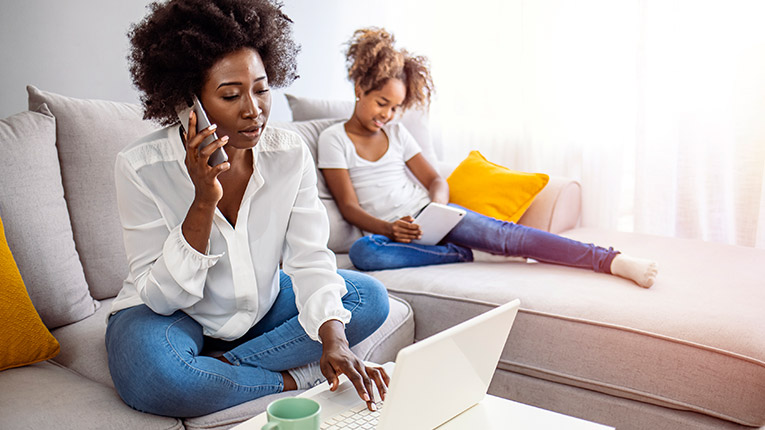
447, 151, 549, 223
0, 215, 60, 371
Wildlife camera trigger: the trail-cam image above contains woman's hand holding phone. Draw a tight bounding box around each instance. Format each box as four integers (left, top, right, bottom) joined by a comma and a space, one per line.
183, 110, 230, 207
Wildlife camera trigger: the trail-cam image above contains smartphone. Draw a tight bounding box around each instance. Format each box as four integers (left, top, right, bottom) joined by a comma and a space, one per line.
177, 95, 228, 167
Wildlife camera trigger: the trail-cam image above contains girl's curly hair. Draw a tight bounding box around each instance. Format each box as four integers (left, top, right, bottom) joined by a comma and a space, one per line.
128, 0, 299, 125
346, 27, 434, 112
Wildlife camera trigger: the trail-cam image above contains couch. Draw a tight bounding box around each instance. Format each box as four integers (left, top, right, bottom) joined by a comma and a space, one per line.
0, 86, 762, 430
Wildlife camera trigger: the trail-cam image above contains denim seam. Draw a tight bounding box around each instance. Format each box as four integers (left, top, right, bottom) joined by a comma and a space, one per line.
164, 315, 280, 391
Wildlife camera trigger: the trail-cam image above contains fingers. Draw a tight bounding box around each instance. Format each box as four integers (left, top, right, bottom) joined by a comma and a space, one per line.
320, 360, 340, 392
199, 135, 228, 159
366, 366, 389, 401
345, 363, 372, 404
188, 110, 197, 139
361, 364, 376, 409
186, 123, 219, 153
392, 218, 422, 243
185, 121, 229, 170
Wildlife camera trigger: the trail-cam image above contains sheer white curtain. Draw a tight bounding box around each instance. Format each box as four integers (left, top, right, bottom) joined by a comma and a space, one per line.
426, 1, 640, 230
633, 1, 765, 247
402, 0, 765, 248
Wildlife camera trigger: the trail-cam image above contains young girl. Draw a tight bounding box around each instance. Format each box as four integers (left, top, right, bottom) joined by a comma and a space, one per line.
318, 27, 658, 288
107, 1, 388, 417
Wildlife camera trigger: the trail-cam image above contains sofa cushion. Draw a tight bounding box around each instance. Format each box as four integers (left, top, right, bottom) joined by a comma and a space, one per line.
447, 150, 549, 223
285, 93, 438, 165
51, 298, 115, 388
0, 361, 183, 430
365, 229, 765, 427
0, 214, 60, 371
0, 104, 96, 328
27, 86, 159, 300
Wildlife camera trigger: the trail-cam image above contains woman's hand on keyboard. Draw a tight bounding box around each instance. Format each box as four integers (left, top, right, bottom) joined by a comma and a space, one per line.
318, 320, 391, 411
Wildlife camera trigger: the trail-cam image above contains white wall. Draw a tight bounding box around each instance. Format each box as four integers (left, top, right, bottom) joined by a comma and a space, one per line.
0, 0, 419, 122
0, 0, 149, 118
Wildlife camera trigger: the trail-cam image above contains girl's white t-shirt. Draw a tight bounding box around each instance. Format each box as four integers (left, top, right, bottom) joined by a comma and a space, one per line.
318, 122, 431, 222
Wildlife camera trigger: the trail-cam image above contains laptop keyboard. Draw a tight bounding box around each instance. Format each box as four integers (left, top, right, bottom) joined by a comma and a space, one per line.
321, 401, 384, 429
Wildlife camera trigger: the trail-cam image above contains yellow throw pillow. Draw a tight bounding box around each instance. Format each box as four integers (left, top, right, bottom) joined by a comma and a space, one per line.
447, 151, 549, 223
0, 215, 60, 371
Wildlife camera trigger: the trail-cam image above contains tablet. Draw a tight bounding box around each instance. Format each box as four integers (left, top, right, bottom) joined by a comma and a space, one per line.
412, 203, 467, 246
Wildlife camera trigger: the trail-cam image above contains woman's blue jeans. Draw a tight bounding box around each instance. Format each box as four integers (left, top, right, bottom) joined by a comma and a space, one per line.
350, 204, 619, 273
105, 269, 389, 418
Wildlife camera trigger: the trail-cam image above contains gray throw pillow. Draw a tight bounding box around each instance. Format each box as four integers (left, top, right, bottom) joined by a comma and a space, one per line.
0, 104, 96, 328
27, 86, 159, 300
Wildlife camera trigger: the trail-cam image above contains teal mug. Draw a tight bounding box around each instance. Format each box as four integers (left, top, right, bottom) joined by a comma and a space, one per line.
261, 397, 321, 430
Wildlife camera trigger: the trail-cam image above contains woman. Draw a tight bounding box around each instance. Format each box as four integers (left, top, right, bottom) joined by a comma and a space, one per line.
319, 27, 658, 288
106, 0, 388, 417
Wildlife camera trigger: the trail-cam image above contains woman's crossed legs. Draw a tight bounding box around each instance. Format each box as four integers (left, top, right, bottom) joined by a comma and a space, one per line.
105, 270, 389, 417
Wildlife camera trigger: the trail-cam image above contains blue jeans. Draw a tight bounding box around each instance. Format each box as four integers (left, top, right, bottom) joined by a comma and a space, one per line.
350, 204, 619, 273
105, 269, 389, 418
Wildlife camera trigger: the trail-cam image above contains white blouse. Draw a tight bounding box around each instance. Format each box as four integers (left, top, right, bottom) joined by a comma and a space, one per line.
110, 124, 350, 342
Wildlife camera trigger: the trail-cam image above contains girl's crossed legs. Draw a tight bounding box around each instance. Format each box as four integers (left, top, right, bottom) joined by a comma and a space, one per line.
105, 269, 389, 417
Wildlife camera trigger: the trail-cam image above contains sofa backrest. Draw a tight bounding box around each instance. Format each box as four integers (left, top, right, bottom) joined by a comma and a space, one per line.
27, 86, 159, 301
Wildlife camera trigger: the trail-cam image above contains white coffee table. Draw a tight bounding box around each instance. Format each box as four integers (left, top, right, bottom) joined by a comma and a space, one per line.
436, 394, 612, 429
233, 392, 612, 429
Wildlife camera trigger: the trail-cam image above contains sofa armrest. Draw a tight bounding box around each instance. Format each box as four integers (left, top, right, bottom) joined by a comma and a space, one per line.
518, 175, 581, 234
437, 162, 581, 234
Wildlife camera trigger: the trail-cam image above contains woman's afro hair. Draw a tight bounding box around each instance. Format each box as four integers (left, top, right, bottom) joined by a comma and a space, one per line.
128, 0, 299, 125
345, 27, 434, 112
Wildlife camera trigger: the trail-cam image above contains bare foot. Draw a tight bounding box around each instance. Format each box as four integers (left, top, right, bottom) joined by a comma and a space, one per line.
610, 254, 658, 288
282, 371, 298, 391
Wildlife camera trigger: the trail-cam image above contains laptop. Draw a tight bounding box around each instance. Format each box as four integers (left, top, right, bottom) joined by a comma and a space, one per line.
411, 202, 467, 246
305, 299, 520, 430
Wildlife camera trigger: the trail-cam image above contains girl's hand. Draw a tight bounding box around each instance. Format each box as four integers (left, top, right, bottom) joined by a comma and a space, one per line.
319, 320, 390, 411
387, 216, 422, 243
183, 111, 230, 206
